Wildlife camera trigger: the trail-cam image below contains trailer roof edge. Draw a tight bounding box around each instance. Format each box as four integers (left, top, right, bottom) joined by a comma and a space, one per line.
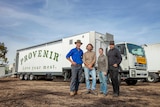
17, 39, 62, 51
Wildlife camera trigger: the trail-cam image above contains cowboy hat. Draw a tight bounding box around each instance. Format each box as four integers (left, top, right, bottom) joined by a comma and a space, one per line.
109, 41, 115, 45
75, 40, 83, 44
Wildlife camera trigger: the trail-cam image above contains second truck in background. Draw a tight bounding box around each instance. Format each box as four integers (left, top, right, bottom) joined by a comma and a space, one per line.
143, 43, 160, 82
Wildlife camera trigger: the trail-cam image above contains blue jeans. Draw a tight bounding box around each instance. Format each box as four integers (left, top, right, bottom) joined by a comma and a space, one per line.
99, 71, 108, 95
84, 67, 96, 90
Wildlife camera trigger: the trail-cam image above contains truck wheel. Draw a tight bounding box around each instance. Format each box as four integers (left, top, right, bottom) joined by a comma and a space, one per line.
80, 72, 85, 83
118, 74, 121, 85
34, 76, 38, 80
24, 74, 28, 80
29, 74, 34, 80
50, 76, 56, 80
45, 74, 54, 80
19, 74, 24, 80
63, 71, 69, 81
147, 73, 159, 83
107, 74, 112, 84
126, 80, 137, 85
108, 73, 121, 85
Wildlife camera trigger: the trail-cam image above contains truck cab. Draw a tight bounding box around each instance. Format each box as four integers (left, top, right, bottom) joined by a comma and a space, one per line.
115, 42, 148, 85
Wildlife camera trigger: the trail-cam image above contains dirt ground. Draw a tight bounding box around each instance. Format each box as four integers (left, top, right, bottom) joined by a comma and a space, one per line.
0, 77, 160, 107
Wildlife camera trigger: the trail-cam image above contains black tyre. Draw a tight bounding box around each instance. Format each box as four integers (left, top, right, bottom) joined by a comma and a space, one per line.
118, 74, 121, 85
80, 72, 85, 83
107, 74, 112, 84
24, 74, 28, 80
19, 74, 24, 80
29, 74, 34, 80
125, 80, 137, 85
147, 73, 159, 83
34, 76, 38, 80
63, 71, 70, 81
45, 74, 54, 81
108, 73, 121, 85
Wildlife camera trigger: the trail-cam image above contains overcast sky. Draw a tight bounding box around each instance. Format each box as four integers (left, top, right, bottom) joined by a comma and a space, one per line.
0, 0, 160, 64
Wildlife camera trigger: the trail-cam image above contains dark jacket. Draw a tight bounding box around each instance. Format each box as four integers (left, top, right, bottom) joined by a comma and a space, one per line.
107, 47, 122, 66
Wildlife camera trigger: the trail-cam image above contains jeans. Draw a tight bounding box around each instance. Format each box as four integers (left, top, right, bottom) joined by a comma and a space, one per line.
84, 67, 96, 90
99, 71, 108, 95
70, 65, 82, 92
109, 66, 119, 95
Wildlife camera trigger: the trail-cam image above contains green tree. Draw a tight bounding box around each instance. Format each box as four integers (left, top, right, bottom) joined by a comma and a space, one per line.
0, 42, 8, 65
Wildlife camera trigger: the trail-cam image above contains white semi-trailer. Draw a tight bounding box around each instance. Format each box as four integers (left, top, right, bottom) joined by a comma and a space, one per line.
15, 31, 113, 81
143, 43, 160, 82
15, 31, 148, 85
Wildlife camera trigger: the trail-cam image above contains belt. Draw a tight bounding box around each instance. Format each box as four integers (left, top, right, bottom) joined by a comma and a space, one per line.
72, 64, 82, 66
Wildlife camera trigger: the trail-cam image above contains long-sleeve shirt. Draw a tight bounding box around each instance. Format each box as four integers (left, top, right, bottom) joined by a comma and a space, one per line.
97, 54, 108, 73
107, 48, 122, 66
83, 51, 96, 67
66, 48, 83, 64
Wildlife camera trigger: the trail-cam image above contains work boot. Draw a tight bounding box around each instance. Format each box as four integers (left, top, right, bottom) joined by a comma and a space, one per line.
74, 91, 81, 95
103, 93, 108, 96
91, 90, 98, 95
85, 90, 90, 94
113, 93, 119, 97
70, 91, 75, 96
99, 91, 103, 94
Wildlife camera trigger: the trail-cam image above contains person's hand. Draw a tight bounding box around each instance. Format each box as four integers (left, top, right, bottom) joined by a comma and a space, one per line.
113, 64, 118, 67
71, 61, 76, 65
88, 64, 93, 70
104, 72, 107, 76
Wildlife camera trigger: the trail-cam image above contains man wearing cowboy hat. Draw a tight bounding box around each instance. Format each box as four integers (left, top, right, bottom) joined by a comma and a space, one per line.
66, 40, 83, 96
108, 41, 122, 97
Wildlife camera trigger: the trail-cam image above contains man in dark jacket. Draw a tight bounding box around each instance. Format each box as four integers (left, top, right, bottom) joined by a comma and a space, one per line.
107, 41, 122, 97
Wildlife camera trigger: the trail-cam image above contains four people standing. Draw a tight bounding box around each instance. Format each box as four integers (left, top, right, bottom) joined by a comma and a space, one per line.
66, 40, 122, 97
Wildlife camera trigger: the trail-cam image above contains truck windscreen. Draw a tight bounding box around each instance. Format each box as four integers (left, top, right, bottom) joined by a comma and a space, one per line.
127, 43, 145, 56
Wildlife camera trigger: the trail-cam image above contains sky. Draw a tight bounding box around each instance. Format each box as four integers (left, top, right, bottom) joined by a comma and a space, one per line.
0, 0, 160, 64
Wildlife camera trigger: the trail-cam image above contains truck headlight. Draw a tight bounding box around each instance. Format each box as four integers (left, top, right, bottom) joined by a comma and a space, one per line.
131, 70, 136, 77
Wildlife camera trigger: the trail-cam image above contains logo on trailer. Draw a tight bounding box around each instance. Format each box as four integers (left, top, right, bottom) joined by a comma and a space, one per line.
20, 50, 59, 65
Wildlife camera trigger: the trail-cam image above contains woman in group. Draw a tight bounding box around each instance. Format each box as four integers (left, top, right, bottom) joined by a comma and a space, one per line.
97, 48, 108, 96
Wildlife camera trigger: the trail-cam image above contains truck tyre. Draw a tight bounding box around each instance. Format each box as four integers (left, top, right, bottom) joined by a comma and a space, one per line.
19, 74, 24, 80
63, 71, 69, 81
29, 74, 34, 80
125, 80, 137, 85
24, 74, 28, 80
118, 74, 121, 85
147, 73, 159, 83
108, 73, 121, 85
80, 72, 85, 83
50, 76, 56, 80
108, 74, 112, 84
45, 74, 54, 80
34, 76, 38, 80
